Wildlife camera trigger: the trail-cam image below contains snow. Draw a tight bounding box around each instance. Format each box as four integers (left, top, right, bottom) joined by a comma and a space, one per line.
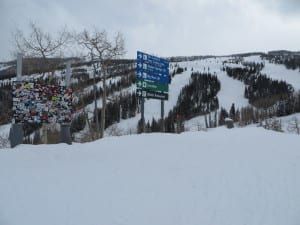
176, 58, 249, 111
0, 123, 10, 137
119, 58, 249, 125
2, 54, 300, 224
0, 127, 300, 225
184, 115, 207, 131
2, 54, 300, 139
111, 58, 249, 132
273, 113, 300, 134
0, 64, 11, 71
143, 68, 192, 121
244, 55, 300, 91
64, 55, 300, 136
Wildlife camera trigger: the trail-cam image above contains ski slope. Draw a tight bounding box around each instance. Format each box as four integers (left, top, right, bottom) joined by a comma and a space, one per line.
113, 55, 300, 133
244, 55, 300, 91
110, 57, 249, 134
177, 58, 249, 110
2, 54, 300, 138
0, 127, 300, 225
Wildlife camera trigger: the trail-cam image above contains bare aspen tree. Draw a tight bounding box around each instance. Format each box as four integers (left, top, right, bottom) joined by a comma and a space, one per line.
14, 23, 70, 59
76, 29, 125, 139
13, 22, 71, 144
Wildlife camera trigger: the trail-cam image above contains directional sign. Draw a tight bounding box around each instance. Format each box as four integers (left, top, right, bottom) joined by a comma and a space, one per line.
136, 70, 169, 85
137, 51, 169, 68
136, 79, 169, 92
136, 60, 169, 74
136, 88, 168, 100
136, 51, 170, 100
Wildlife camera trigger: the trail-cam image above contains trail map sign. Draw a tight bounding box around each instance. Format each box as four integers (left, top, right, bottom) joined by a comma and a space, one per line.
12, 82, 72, 124
136, 51, 169, 100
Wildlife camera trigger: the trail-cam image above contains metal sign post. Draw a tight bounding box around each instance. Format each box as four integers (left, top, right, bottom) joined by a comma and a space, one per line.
141, 97, 145, 132
17, 53, 22, 81
161, 100, 165, 132
60, 61, 72, 145
10, 53, 24, 148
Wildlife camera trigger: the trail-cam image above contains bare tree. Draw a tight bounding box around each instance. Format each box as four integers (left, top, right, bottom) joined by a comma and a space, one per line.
13, 22, 71, 144
76, 29, 125, 139
14, 23, 71, 79
14, 22, 71, 59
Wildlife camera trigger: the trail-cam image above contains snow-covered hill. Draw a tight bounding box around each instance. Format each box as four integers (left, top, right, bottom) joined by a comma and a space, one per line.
0, 127, 300, 225
106, 55, 300, 135
244, 55, 300, 90
1, 52, 300, 140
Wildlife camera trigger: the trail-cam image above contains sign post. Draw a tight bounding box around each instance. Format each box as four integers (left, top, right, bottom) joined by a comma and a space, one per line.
141, 97, 145, 132
10, 53, 24, 148
60, 61, 72, 145
17, 53, 22, 82
161, 100, 165, 132
11, 56, 73, 147
136, 51, 169, 132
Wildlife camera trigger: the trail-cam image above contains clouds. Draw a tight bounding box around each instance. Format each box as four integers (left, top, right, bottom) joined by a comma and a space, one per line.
0, 0, 299, 61
256, 0, 300, 15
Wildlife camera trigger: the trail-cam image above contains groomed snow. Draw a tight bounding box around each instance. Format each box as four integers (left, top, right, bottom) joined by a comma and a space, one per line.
0, 127, 300, 225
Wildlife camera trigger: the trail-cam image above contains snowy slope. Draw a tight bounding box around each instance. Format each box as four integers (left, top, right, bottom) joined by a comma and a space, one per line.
244, 55, 300, 90
136, 57, 249, 122
138, 55, 300, 127
111, 57, 249, 134
0, 127, 300, 225
178, 58, 249, 110
2, 54, 300, 138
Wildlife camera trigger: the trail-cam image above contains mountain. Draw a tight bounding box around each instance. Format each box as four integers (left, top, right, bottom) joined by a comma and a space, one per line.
0, 51, 300, 144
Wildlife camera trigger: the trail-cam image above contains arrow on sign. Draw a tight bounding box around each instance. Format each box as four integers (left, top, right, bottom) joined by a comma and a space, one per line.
136, 88, 168, 100
137, 52, 143, 59
136, 79, 169, 92
136, 69, 169, 84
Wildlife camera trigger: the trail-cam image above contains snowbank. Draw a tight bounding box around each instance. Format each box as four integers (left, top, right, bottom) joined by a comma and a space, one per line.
0, 127, 300, 225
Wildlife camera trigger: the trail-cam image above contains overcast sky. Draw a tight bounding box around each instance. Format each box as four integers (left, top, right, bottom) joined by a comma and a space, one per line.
0, 0, 299, 61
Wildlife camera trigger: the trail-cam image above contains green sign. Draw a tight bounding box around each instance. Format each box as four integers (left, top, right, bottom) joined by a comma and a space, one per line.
136, 79, 168, 92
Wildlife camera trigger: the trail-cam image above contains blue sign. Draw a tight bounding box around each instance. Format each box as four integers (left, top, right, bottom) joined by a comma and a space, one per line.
136, 61, 169, 74
137, 51, 169, 68
136, 50, 170, 100
136, 70, 169, 84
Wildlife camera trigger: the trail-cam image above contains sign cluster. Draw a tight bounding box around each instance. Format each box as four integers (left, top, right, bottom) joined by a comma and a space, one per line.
136, 51, 169, 100
12, 82, 72, 124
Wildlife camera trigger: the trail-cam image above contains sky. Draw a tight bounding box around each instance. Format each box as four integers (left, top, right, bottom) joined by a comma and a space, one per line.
0, 0, 299, 61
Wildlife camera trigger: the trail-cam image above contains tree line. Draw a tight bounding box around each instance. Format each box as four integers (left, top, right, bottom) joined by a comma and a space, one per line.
138, 72, 221, 133
262, 53, 300, 71
224, 64, 294, 108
